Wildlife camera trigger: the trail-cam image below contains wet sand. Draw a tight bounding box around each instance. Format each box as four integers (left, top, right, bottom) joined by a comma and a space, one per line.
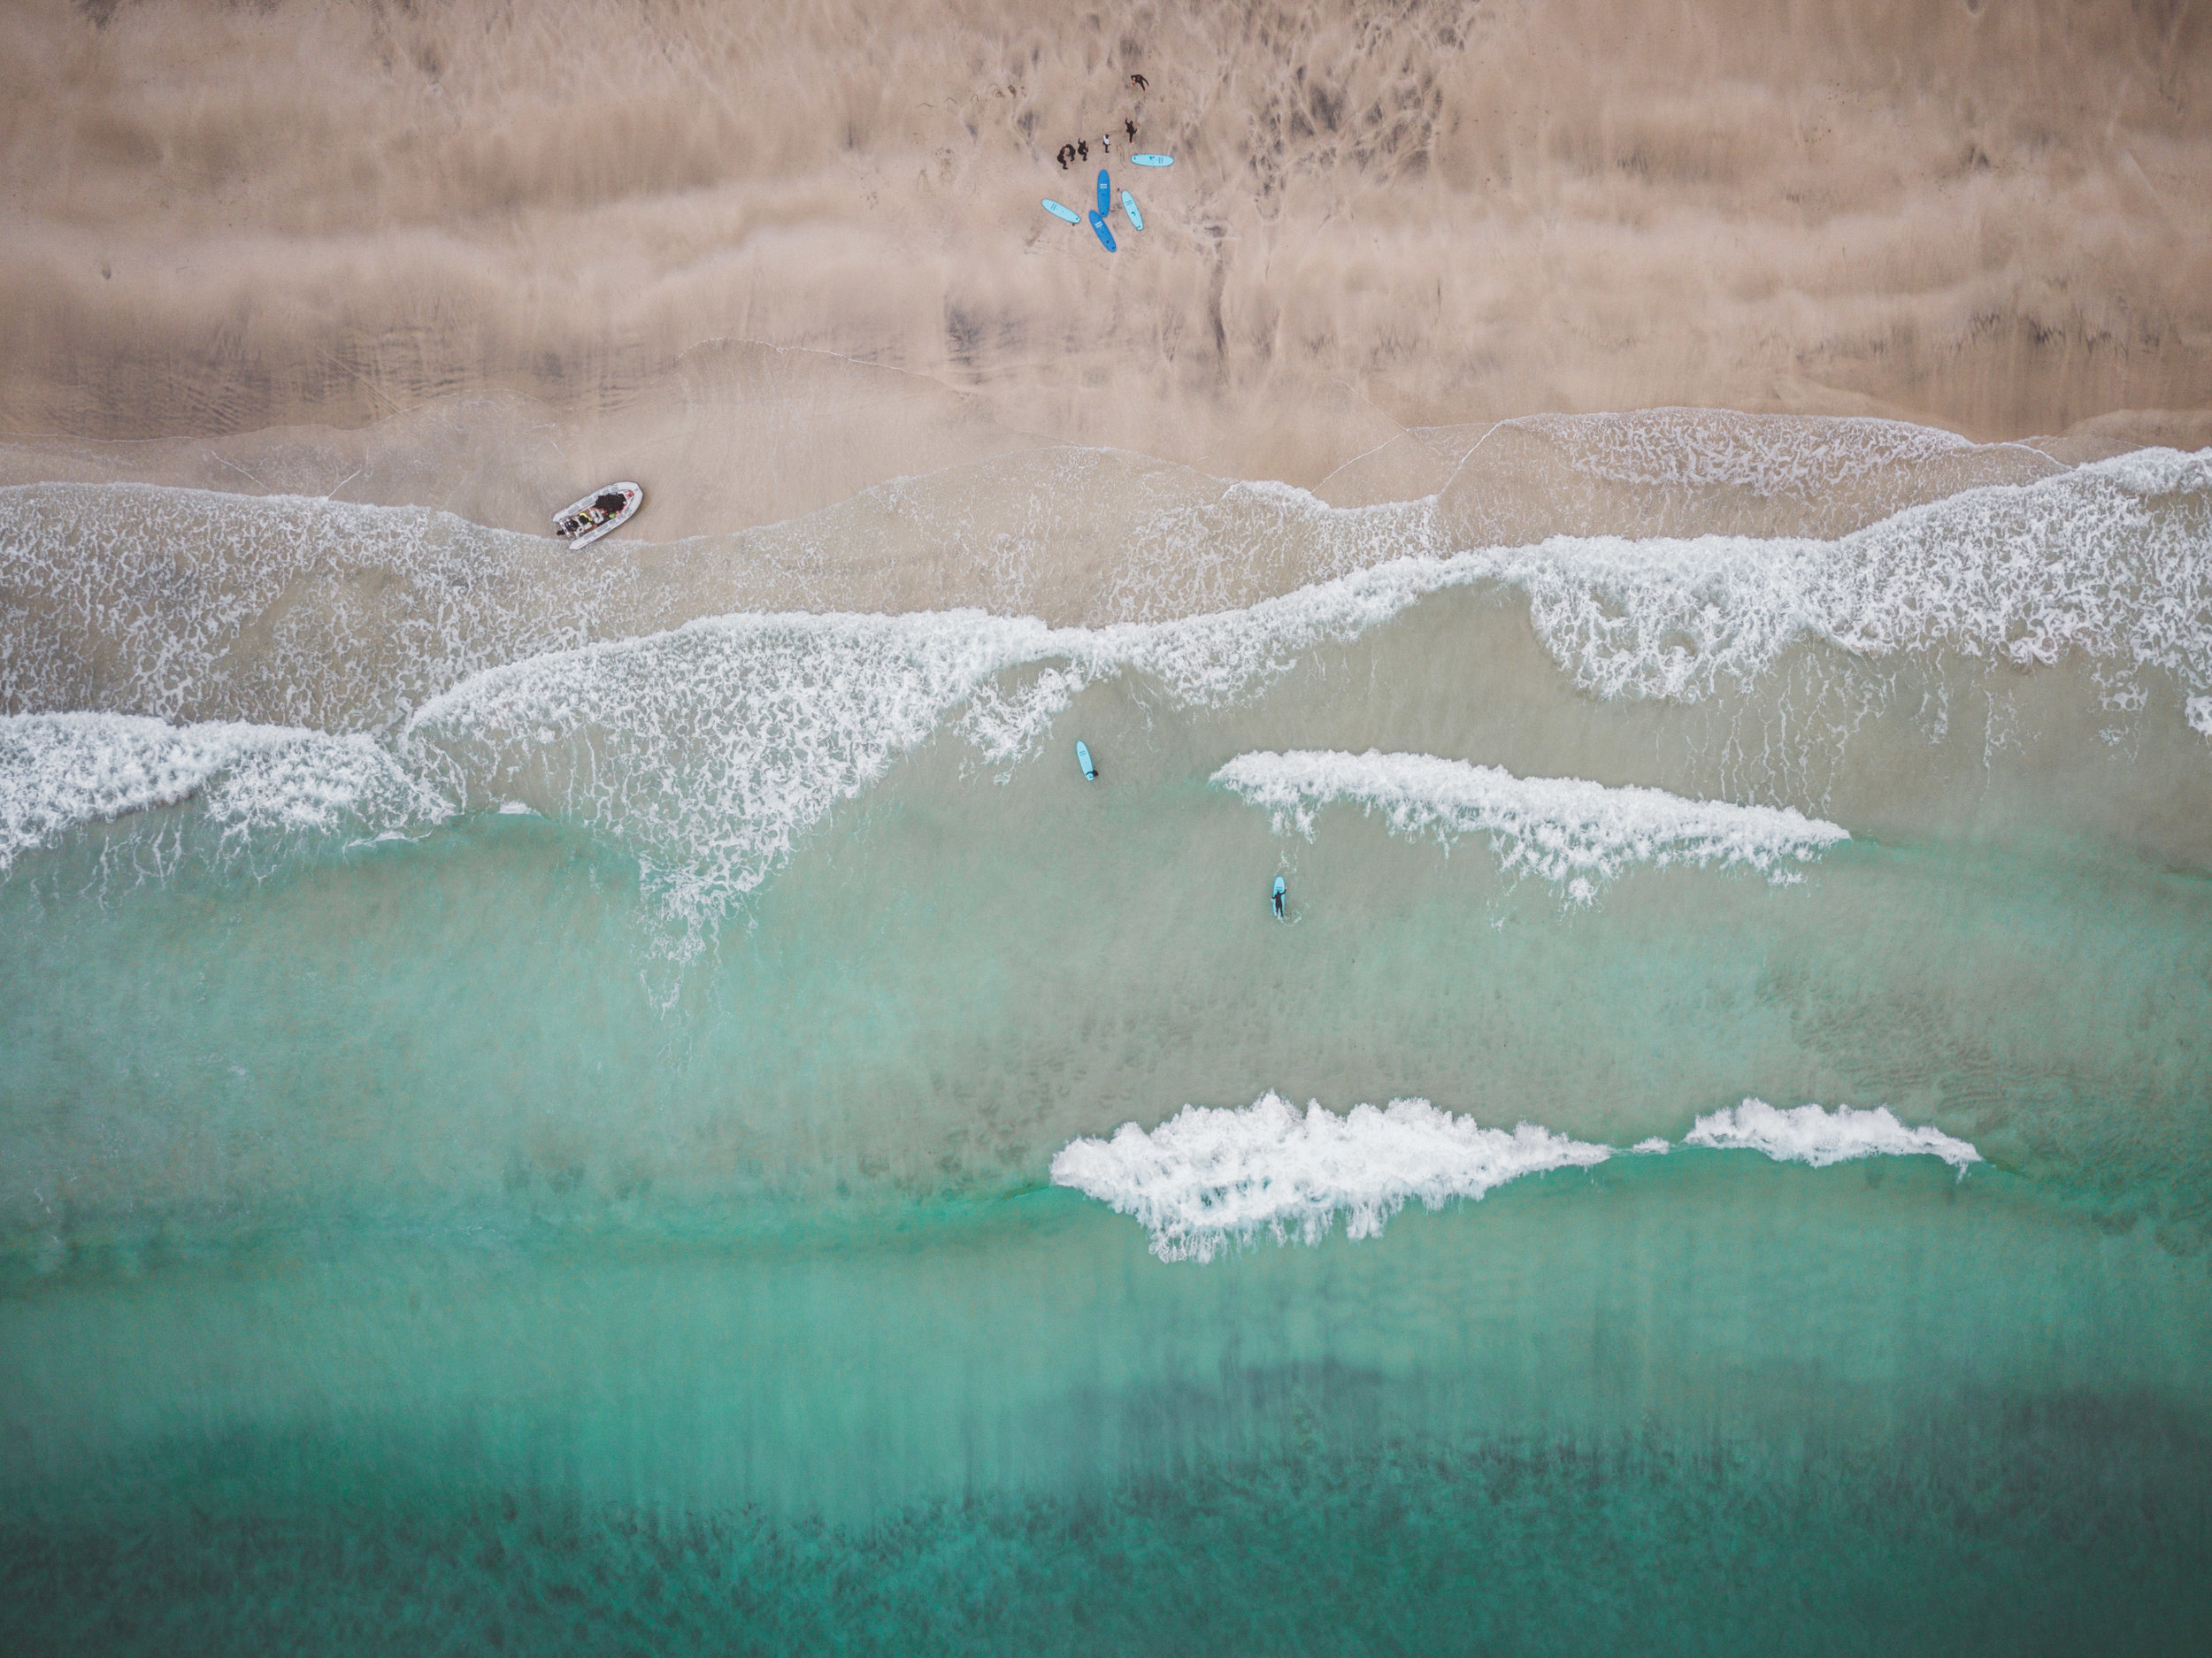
3, 0, 2208, 533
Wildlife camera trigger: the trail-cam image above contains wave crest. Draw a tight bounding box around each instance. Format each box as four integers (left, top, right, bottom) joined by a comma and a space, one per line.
1212, 748, 1847, 896
1048, 1093, 1613, 1263
1685, 1099, 1984, 1171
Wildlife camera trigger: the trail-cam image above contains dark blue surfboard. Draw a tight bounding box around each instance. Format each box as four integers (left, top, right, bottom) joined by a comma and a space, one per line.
1087, 209, 1117, 251
1076, 741, 1096, 781
1096, 169, 1110, 216
1042, 198, 1081, 224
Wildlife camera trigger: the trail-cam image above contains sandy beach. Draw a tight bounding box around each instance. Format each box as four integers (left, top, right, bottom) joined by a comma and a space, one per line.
3, 0, 2207, 538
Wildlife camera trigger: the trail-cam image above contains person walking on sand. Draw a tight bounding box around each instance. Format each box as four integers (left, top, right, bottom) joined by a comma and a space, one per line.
1057, 143, 1073, 170
1125, 119, 1136, 142
1077, 138, 1088, 161
1129, 73, 1148, 91
1100, 132, 1111, 155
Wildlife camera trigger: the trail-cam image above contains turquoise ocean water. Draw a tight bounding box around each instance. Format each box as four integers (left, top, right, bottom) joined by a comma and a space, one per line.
4, 421, 2211, 1651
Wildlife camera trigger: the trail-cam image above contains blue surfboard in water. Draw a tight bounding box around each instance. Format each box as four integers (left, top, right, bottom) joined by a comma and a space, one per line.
1132, 153, 1174, 167
1042, 198, 1081, 224
1087, 209, 1117, 251
1271, 876, 1286, 919
1076, 741, 1096, 781
1096, 169, 1110, 216
1121, 191, 1144, 231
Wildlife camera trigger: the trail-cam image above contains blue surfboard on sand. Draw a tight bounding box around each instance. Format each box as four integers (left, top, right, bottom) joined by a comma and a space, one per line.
1087, 209, 1117, 251
1132, 153, 1173, 167
1076, 741, 1096, 781
1271, 875, 1286, 918
1096, 170, 1110, 215
1122, 191, 1143, 230
1042, 198, 1080, 224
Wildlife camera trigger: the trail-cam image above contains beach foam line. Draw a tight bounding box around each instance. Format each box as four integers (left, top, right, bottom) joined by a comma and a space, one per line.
1048, 1093, 1613, 1263
1211, 749, 1847, 897
8, 445, 2210, 735
1489, 409, 2013, 502
1685, 1099, 1983, 1171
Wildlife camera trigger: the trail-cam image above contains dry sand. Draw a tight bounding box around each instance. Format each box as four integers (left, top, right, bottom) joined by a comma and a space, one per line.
3, 0, 2208, 533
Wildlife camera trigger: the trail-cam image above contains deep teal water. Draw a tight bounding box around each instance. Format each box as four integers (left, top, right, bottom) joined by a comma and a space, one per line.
5, 1166, 2211, 1654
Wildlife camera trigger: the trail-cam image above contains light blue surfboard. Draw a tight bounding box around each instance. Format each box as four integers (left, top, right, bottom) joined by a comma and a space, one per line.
1096, 169, 1110, 216
1076, 741, 1096, 781
1271, 875, 1286, 917
1087, 209, 1117, 251
1042, 198, 1081, 224
1121, 191, 1143, 231
1132, 153, 1173, 167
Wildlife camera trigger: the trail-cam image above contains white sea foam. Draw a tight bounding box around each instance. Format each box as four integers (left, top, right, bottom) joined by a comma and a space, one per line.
396, 608, 1083, 919
1051, 1094, 1989, 1263
11, 447, 2209, 731
1479, 446, 2212, 702
0, 712, 434, 872
1212, 749, 1847, 894
3, 449, 2206, 914
1685, 1099, 1983, 1171
1048, 1093, 1613, 1263
0, 558, 1470, 911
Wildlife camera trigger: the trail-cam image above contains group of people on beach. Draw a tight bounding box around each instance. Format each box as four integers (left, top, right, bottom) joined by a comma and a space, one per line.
1057, 119, 1138, 170
1056, 74, 1148, 170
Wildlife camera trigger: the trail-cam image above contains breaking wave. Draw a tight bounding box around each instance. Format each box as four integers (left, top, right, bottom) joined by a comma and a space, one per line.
1211, 748, 1847, 898
1048, 1093, 1614, 1263
0, 712, 426, 874
1053, 1095, 1987, 1261
1685, 1099, 1985, 1172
